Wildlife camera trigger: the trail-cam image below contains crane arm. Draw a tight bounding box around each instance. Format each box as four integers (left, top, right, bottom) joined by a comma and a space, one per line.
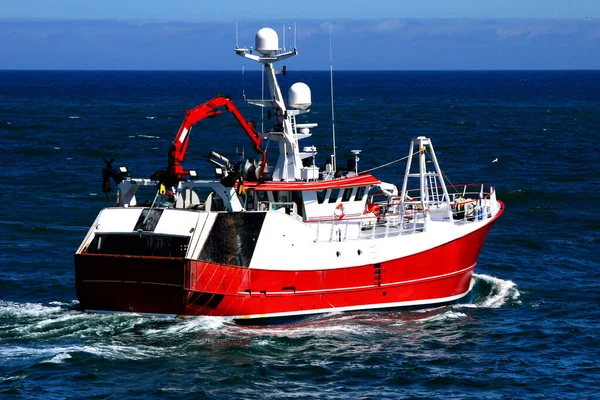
153, 94, 266, 185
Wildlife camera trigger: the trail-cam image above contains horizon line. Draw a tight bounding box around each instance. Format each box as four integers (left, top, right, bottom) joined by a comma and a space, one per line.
1, 68, 599, 72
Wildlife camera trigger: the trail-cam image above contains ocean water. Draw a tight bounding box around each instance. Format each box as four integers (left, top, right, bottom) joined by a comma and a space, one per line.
0, 70, 599, 399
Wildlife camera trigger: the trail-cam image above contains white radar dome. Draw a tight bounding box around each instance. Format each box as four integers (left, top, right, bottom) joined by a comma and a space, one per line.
288, 82, 312, 110
255, 28, 279, 56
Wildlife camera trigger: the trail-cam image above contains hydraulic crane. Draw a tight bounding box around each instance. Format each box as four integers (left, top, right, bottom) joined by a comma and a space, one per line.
152, 94, 266, 186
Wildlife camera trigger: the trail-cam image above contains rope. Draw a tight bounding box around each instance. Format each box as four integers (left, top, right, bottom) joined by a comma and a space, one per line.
360, 147, 462, 199
421, 148, 461, 196
360, 150, 419, 174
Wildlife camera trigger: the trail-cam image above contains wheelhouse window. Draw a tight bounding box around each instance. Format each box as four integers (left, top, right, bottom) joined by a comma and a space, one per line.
316, 189, 327, 204
244, 189, 256, 210
355, 186, 366, 201
328, 188, 340, 203
257, 191, 268, 202
342, 188, 353, 202
292, 191, 305, 219
268, 191, 279, 203
278, 191, 291, 203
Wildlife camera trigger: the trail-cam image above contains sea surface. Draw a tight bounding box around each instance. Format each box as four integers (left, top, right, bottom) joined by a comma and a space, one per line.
0, 70, 599, 399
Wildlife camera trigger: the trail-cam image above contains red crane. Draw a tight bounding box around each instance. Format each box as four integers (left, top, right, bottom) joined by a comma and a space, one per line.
152, 94, 266, 186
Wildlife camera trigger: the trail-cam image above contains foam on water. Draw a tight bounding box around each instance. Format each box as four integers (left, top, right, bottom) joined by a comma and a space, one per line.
237, 319, 380, 339
42, 352, 72, 364
0, 273, 517, 339
0, 274, 520, 369
0, 300, 64, 319
419, 311, 468, 323
1, 343, 166, 362
144, 316, 230, 336
466, 273, 521, 308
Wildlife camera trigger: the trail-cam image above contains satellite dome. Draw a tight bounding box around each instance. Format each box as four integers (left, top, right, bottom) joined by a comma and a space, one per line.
288, 82, 311, 110
255, 28, 279, 56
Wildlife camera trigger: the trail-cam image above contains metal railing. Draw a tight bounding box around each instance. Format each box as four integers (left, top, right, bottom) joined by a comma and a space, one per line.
303, 184, 499, 243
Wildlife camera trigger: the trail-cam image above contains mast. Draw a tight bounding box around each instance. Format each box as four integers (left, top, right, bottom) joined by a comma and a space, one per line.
235, 27, 316, 182
329, 20, 337, 175
400, 137, 452, 220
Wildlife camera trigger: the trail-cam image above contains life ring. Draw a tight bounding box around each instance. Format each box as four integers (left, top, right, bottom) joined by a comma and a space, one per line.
334, 203, 345, 220
366, 203, 380, 214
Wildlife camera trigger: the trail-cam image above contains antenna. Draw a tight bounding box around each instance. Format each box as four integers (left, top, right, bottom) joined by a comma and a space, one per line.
261, 64, 265, 133
282, 24, 285, 50
242, 65, 246, 101
236, 22, 239, 48
294, 23, 297, 50
329, 20, 337, 174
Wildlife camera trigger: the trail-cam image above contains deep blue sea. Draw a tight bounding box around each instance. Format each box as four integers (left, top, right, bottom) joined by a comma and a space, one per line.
0, 70, 599, 399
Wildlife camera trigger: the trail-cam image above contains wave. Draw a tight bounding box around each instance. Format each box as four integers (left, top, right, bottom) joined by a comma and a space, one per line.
236, 319, 380, 338
463, 273, 520, 309
418, 310, 468, 322
0, 300, 66, 319
0, 343, 164, 363
0, 300, 181, 362
0, 274, 518, 363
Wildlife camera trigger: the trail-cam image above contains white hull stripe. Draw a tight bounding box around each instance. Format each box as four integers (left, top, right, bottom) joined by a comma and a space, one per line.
235, 279, 476, 320
238, 262, 476, 296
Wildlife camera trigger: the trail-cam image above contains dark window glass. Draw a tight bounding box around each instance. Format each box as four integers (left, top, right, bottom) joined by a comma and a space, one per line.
292, 191, 304, 218
87, 234, 189, 257
328, 188, 340, 203
355, 186, 366, 201
316, 190, 327, 204
342, 188, 353, 202
257, 191, 268, 201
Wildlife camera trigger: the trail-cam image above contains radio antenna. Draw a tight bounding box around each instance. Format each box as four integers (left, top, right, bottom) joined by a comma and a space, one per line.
242, 65, 246, 101
329, 20, 337, 173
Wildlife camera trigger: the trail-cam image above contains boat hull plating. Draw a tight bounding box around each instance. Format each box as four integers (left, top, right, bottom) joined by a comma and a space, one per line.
74, 209, 500, 324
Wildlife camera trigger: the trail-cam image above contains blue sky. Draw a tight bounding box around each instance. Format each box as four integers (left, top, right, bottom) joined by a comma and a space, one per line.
1, 1, 599, 70
3, 0, 599, 19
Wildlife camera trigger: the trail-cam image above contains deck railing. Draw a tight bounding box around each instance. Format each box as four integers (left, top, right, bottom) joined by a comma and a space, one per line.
304, 184, 499, 243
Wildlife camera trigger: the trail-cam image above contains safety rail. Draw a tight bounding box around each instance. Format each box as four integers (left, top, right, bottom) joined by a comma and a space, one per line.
303, 184, 499, 243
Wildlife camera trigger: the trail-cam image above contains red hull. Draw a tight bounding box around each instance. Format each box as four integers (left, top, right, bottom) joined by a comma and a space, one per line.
75, 215, 497, 323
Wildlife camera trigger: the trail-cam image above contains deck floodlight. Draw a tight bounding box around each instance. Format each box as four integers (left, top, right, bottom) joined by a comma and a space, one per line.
118, 166, 129, 177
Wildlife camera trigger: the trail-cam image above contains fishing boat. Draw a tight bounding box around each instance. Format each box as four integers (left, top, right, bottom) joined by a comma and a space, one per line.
74, 27, 504, 324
